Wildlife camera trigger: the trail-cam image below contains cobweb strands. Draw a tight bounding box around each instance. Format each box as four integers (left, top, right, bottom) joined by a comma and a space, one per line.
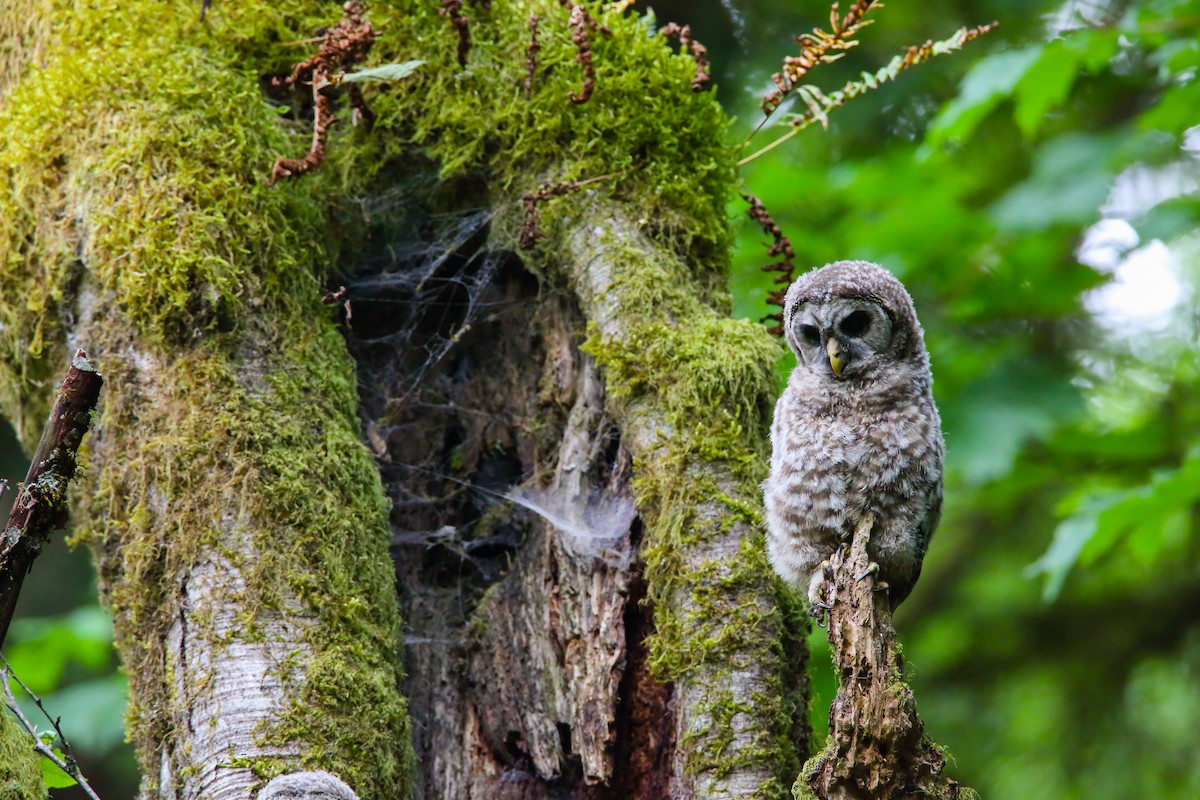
332, 185, 647, 796
340, 202, 504, 404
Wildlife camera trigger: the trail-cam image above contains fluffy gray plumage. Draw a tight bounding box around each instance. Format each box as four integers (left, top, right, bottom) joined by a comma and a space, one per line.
763, 260, 943, 611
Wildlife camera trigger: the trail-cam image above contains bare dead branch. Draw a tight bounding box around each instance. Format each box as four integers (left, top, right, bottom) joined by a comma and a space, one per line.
0, 348, 103, 647
805, 515, 975, 799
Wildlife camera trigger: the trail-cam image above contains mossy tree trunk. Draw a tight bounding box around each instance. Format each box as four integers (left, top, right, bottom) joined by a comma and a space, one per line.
0, 2, 808, 799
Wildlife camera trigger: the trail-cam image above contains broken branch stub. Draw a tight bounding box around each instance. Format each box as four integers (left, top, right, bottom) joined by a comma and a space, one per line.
0, 350, 103, 648
804, 515, 975, 800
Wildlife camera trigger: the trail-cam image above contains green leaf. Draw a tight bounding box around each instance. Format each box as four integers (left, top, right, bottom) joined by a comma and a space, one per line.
1028, 494, 1109, 602
1140, 80, 1200, 136
941, 359, 1083, 486
40, 752, 77, 789
5, 606, 114, 694
1012, 40, 1083, 138
924, 45, 1044, 151
1031, 448, 1200, 599
335, 60, 425, 84
37, 674, 129, 753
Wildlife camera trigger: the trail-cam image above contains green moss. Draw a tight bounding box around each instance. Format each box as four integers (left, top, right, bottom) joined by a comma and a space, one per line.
571, 214, 807, 792
0, 0, 804, 795
71, 328, 409, 797
358, 2, 810, 784
0, 713, 43, 800
0, 1, 409, 797
342, 2, 734, 267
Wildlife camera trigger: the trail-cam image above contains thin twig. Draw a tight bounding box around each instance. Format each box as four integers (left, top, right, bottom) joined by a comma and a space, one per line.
518, 170, 625, 249
1, 656, 102, 800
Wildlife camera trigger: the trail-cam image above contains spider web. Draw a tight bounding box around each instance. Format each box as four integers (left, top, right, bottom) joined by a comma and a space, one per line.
339, 196, 506, 404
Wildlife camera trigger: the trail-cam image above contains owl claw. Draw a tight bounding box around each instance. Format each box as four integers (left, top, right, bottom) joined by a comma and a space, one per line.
855, 562, 879, 582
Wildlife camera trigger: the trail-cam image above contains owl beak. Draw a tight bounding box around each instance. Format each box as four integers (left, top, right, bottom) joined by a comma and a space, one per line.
826, 338, 845, 377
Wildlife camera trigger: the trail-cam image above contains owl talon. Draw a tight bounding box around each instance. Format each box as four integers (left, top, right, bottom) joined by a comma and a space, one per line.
855, 562, 879, 582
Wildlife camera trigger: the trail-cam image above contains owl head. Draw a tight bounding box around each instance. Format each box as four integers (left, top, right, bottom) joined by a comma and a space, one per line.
782, 261, 927, 382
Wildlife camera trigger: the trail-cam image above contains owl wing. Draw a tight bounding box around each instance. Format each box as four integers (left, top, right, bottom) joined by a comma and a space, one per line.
887, 478, 942, 610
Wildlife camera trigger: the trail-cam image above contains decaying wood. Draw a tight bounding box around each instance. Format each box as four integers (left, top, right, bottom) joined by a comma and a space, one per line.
372, 261, 660, 799
804, 515, 974, 800
367, 193, 804, 798
562, 202, 808, 798
0, 349, 102, 649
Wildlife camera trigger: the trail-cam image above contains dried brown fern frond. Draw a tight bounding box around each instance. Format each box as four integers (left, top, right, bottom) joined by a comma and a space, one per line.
267, 1, 377, 185
660, 23, 711, 92
740, 22, 998, 166
742, 193, 796, 338
762, 1, 879, 115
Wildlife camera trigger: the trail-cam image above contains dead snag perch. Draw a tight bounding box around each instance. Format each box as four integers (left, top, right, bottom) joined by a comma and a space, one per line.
803, 516, 974, 800
0, 350, 103, 648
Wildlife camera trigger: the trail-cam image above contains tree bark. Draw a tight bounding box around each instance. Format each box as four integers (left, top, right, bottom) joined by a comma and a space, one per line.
0, 350, 102, 648
802, 517, 974, 800
0, 2, 809, 799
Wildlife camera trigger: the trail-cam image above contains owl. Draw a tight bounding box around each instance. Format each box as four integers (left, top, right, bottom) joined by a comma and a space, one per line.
763, 260, 943, 612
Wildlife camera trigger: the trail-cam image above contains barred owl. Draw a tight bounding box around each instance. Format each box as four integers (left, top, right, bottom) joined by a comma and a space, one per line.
763, 261, 943, 612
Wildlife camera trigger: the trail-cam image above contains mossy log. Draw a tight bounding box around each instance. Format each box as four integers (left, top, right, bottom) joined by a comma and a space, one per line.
0, 1, 809, 798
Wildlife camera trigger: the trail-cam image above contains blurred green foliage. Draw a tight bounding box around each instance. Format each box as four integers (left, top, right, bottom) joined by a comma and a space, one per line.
701, 0, 1200, 796
1, 423, 136, 798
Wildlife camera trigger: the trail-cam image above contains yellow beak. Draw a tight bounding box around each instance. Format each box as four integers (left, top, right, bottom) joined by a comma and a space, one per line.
826, 338, 844, 377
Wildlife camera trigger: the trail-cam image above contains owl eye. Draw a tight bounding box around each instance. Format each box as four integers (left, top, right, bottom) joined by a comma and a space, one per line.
839, 310, 871, 337
799, 324, 821, 345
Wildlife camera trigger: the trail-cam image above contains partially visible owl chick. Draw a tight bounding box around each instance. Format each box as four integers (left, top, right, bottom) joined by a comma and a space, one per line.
763, 261, 943, 613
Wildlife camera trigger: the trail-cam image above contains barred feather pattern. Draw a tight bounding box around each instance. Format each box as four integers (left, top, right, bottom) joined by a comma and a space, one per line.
763, 261, 943, 610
